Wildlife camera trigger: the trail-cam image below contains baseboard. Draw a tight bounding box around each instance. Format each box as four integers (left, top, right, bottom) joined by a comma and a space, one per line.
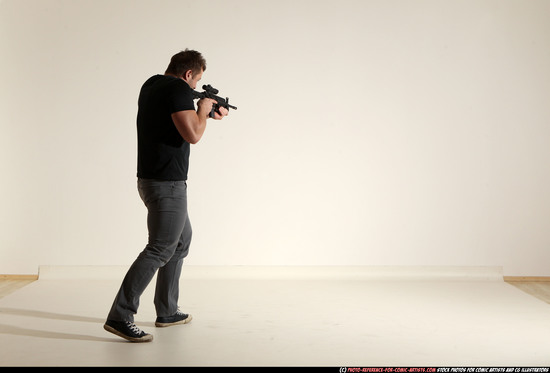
34, 265, 505, 281
5, 274, 548, 282
6, 269, 550, 282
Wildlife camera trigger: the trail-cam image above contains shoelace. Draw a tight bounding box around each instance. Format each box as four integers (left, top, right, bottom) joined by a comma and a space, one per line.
126, 321, 143, 335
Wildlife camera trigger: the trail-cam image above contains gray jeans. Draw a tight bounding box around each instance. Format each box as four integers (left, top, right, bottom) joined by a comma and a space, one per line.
107, 179, 192, 322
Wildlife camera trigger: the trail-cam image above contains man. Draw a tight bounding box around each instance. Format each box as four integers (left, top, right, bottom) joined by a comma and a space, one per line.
104, 50, 228, 342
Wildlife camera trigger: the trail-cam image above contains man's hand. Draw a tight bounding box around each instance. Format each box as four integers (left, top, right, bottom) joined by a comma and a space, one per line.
197, 98, 229, 120
197, 98, 216, 119
212, 106, 229, 120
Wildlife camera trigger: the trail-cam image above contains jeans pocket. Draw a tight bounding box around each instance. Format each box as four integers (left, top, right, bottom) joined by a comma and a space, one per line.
170, 180, 187, 198
138, 179, 187, 204
138, 179, 169, 204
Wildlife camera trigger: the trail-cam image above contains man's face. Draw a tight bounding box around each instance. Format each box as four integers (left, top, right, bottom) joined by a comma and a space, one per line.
184, 69, 203, 90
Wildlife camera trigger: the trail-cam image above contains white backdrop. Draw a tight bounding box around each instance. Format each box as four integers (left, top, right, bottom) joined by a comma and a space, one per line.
1, 0, 549, 276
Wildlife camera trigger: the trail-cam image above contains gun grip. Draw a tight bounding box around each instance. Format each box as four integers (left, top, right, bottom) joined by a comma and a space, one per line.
210, 104, 222, 118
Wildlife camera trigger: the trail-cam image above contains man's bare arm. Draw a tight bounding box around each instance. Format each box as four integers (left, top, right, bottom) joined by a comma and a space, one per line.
171, 98, 218, 144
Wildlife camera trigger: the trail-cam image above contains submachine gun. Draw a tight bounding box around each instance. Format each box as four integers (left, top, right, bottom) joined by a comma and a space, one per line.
192, 84, 237, 118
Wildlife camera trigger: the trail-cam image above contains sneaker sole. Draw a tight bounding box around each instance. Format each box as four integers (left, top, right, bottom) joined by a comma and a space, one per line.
155, 314, 193, 327
104, 324, 154, 343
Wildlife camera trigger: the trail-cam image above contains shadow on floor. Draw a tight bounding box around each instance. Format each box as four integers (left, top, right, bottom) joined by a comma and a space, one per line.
0, 307, 130, 342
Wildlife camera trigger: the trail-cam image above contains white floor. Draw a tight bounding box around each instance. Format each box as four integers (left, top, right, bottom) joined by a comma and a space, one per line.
1, 266, 550, 367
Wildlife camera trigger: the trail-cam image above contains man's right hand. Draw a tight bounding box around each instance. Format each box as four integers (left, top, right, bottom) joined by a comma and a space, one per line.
197, 98, 216, 118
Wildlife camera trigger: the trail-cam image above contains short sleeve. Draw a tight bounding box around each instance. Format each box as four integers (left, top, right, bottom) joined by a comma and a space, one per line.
167, 80, 195, 113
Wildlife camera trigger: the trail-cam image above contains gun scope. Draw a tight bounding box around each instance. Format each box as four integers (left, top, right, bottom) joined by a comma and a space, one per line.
202, 85, 219, 95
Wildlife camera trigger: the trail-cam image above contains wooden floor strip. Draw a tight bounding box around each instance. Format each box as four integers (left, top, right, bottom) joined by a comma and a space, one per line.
503, 276, 550, 282
0, 274, 38, 280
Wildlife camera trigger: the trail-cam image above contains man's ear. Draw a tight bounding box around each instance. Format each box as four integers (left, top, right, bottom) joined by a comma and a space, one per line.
184, 69, 193, 81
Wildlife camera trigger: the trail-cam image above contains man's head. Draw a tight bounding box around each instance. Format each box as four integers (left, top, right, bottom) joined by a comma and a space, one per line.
165, 49, 206, 89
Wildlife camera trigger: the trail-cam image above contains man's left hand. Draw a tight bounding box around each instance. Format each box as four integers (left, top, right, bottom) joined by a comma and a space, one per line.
212, 106, 229, 120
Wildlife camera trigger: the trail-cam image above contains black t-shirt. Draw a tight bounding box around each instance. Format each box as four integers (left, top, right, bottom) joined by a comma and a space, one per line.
136, 75, 195, 180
